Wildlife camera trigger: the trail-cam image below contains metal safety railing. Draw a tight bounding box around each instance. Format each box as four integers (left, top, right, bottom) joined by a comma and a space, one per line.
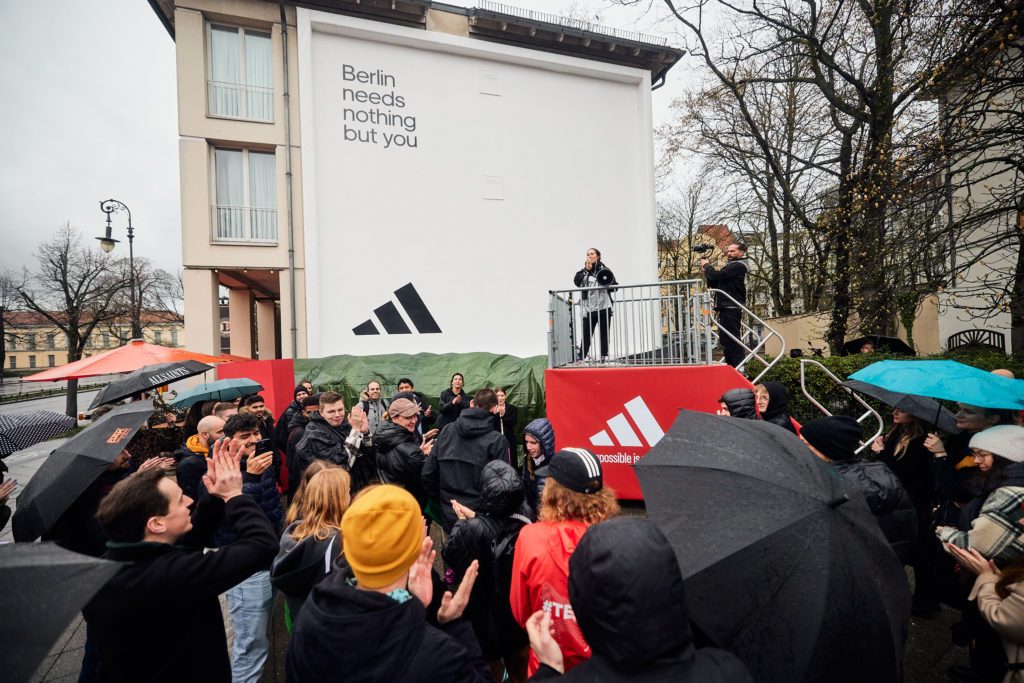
547, 280, 784, 383
799, 359, 884, 454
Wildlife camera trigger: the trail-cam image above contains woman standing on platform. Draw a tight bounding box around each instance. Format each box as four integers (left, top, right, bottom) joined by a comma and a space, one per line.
574, 248, 616, 362
438, 372, 468, 432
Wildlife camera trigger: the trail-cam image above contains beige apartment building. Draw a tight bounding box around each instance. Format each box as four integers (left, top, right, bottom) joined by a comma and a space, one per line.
148, 0, 682, 360
4, 311, 185, 372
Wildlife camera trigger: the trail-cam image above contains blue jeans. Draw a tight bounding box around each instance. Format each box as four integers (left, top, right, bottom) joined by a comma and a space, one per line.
226, 570, 274, 683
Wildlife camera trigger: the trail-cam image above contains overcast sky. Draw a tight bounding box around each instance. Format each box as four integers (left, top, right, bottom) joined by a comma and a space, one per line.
0, 0, 694, 278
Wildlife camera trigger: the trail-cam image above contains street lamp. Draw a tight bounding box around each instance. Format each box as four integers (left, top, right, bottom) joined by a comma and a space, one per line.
97, 199, 142, 340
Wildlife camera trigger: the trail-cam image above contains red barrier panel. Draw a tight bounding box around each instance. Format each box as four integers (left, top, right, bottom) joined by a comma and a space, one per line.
545, 365, 752, 499
216, 359, 297, 423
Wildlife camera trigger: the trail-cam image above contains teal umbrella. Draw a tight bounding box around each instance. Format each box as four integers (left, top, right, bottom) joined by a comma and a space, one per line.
848, 360, 1024, 410
170, 378, 264, 408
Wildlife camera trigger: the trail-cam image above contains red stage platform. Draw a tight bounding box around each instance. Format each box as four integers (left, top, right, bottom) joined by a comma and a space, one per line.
545, 365, 752, 499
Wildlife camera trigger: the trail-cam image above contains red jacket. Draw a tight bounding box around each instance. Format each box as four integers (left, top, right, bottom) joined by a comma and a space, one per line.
510, 520, 593, 676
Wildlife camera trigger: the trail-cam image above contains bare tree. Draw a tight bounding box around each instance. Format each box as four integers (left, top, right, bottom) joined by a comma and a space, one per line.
0, 270, 21, 384
105, 258, 184, 346
17, 225, 126, 417
658, 177, 717, 280
654, 0, 1016, 350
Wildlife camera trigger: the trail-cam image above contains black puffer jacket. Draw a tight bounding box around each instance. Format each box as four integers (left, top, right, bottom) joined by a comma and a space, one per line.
374, 421, 427, 507
443, 460, 528, 659
522, 418, 556, 514
832, 460, 917, 563
294, 414, 352, 484
287, 570, 491, 682
423, 408, 511, 532
721, 389, 758, 420
531, 517, 751, 682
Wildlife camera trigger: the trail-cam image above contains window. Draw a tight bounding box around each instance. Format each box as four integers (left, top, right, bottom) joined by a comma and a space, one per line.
28, 355, 36, 368
47, 354, 55, 367
26, 333, 36, 350
46, 333, 55, 350
171, 330, 179, 346
8, 356, 15, 369
208, 25, 273, 122
154, 330, 163, 344
102, 333, 110, 349
5, 334, 15, 351
213, 147, 277, 242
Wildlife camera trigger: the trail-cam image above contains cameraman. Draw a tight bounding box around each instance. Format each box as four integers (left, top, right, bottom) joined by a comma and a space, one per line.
700, 242, 750, 369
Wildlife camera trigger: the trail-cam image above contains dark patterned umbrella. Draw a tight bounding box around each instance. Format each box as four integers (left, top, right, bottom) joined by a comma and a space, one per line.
12, 401, 154, 542
0, 543, 120, 683
0, 411, 77, 456
89, 360, 213, 408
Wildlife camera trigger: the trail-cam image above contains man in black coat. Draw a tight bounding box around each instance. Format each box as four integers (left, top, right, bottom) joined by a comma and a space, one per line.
423, 388, 510, 533
526, 517, 752, 682
287, 484, 490, 682
701, 242, 750, 369
274, 383, 311, 451
83, 440, 278, 682
375, 397, 435, 508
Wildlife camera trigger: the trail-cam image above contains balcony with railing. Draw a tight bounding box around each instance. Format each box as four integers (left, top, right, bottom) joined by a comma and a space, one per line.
547, 279, 784, 383
207, 81, 274, 122
212, 205, 278, 243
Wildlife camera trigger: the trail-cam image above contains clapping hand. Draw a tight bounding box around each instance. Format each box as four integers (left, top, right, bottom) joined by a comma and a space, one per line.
947, 544, 1000, 577
451, 499, 476, 520
438, 559, 478, 624
407, 535, 435, 608
203, 438, 244, 501
0, 479, 16, 504
349, 405, 370, 434
138, 456, 175, 473
526, 610, 564, 673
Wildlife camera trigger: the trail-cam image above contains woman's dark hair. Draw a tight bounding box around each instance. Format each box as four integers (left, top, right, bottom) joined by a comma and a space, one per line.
983, 454, 1012, 490
182, 402, 205, 439
450, 373, 464, 390
589, 247, 602, 259
884, 415, 927, 458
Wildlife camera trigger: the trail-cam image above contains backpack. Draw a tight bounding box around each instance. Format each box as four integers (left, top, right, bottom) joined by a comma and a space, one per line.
491, 514, 531, 595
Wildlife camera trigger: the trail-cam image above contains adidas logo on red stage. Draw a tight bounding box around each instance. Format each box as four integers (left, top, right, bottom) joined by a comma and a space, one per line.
589, 396, 665, 448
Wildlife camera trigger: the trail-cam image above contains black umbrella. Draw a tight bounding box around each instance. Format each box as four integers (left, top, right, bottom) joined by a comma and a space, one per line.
0, 542, 120, 683
842, 335, 915, 356
841, 379, 960, 433
0, 411, 77, 456
12, 401, 155, 542
634, 410, 910, 683
89, 360, 213, 409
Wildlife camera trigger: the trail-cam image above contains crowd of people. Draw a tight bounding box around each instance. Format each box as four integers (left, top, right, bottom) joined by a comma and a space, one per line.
717, 375, 1024, 682
26, 363, 1024, 683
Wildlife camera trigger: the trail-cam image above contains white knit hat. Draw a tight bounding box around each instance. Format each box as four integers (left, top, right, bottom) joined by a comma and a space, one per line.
969, 425, 1024, 463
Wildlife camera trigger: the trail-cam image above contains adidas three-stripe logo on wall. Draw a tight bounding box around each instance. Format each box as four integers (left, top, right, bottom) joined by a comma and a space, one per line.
589, 396, 665, 448
353, 283, 442, 335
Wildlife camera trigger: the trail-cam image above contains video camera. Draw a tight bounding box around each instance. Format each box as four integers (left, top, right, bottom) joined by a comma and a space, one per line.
693, 244, 714, 254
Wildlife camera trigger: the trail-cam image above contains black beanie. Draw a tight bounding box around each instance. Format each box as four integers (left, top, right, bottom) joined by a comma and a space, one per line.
801, 416, 862, 461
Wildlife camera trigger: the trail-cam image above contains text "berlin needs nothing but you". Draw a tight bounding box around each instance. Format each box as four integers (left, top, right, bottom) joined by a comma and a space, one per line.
341, 64, 418, 150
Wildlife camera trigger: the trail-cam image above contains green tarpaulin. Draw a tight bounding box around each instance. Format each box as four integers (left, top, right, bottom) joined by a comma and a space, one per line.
294, 352, 548, 457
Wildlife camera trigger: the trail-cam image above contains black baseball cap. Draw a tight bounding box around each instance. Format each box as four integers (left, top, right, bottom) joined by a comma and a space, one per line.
536, 448, 603, 494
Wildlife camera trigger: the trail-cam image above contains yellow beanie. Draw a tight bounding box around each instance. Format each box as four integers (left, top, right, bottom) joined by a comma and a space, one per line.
341, 485, 424, 589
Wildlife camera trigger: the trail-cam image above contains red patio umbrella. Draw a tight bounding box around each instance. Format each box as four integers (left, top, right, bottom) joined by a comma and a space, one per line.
23, 340, 229, 382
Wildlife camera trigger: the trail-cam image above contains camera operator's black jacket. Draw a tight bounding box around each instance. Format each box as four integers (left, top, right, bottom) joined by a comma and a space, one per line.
703, 258, 749, 309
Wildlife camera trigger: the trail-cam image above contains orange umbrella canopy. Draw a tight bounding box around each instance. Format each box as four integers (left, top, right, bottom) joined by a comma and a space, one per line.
24, 340, 228, 382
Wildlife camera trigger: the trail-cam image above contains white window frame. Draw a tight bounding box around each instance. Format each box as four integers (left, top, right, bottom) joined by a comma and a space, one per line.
210, 146, 279, 244
206, 23, 274, 123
